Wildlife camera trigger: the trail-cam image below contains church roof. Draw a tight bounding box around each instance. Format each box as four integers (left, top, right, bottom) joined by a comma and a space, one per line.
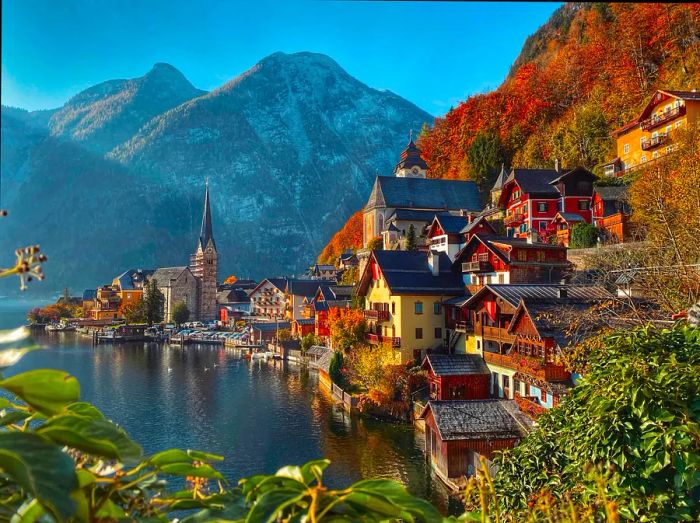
393, 137, 428, 173
151, 267, 191, 287
198, 181, 216, 250
364, 176, 481, 212
490, 164, 510, 193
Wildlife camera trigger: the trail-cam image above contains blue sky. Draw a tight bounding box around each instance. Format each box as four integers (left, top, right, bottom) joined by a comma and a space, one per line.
2, 0, 560, 115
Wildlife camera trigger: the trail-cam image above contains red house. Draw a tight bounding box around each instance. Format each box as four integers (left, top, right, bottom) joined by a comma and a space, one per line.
592, 186, 633, 243
421, 354, 490, 400
426, 215, 497, 262
453, 234, 571, 290
420, 400, 533, 487
549, 212, 586, 247
498, 166, 595, 239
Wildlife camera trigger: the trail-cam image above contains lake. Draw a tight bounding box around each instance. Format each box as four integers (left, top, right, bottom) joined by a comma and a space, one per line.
0, 298, 462, 514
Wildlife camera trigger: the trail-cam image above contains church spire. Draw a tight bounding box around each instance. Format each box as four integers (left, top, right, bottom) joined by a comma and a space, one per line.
199, 180, 215, 251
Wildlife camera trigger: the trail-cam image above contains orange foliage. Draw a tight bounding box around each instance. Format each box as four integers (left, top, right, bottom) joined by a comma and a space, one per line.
317, 210, 363, 265
419, 3, 700, 179
223, 275, 238, 284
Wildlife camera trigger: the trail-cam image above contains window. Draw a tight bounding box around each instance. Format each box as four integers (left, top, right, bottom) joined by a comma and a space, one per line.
537, 202, 547, 213
433, 302, 441, 315
491, 372, 498, 395
414, 301, 423, 314
513, 189, 521, 200
536, 251, 546, 262
666, 125, 672, 135
391, 302, 395, 314
498, 273, 505, 284
640, 137, 645, 146
666, 146, 673, 155
539, 220, 547, 230
517, 250, 527, 261
641, 155, 647, 163
435, 327, 442, 339
415, 328, 423, 339
623, 143, 630, 154
578, 200, 590, 210
652, 151, 659, 159
503, 375, 510, 398
676, 120, 683, 129
541, 388, 547, 402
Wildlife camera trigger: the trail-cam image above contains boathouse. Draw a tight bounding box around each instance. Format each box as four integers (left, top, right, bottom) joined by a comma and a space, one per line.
421, 354, 490, 401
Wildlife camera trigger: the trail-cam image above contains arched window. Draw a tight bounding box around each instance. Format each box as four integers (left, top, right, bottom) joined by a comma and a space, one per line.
377, 213, 384, 233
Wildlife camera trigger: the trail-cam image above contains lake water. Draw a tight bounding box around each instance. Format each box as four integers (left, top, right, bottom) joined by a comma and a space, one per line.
0, 298, 462, 514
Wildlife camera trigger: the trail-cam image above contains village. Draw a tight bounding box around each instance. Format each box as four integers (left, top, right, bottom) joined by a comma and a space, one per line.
29, 88, 700, 492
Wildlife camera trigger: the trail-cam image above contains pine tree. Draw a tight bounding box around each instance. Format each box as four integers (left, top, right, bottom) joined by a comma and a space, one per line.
406, 224, 417, 251
143, 279, 165, 326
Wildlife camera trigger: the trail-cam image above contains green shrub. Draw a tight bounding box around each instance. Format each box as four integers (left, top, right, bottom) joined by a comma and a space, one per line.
569, 222, 599, 248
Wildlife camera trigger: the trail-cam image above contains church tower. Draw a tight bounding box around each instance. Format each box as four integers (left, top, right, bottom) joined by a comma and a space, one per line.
190, 181, 218, 321
393, 131, 428, 178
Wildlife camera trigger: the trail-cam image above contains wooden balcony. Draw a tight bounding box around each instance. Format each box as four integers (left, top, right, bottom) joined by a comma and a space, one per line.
461, 260, 493, 273
641, 134, 668, 151
364, 309, 389, 321
640, 105, 685, 131
365, 333, 401, 347
454, 320, 474, 333
504, 213, 525, 226
481, 325, 515, 344
482, 351, 570, 381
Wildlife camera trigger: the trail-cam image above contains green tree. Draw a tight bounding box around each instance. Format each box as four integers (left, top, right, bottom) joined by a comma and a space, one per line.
300, 333, 320, 355
328, 350, 345, 386
366, 236, 383, 251
142, 279, 164, 326
405, 224, 417, 251
122, 299, 146, 324
466, 129, 509, 192
339, 266, 357, 285
551, 102, 612, 175
493, 324, 700, 521
569, 222, 599, 248
171, 299, 190, 327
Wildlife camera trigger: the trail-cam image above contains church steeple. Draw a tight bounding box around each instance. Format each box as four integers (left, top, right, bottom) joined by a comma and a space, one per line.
393, 130, 428, 178
198, 179, 215, 251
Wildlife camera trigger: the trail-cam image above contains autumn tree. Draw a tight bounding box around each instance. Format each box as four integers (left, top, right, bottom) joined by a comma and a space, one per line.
327, 308, 366, 351
346, 342, 398, 392
366, 236, 383, 251
223, 275, 238, 284
317, 211, 363, 265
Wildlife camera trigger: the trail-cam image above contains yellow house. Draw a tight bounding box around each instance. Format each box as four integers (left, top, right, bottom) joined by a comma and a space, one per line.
112, 269, 154, 313
357, 250, 464, 364
605, 89, 700, 177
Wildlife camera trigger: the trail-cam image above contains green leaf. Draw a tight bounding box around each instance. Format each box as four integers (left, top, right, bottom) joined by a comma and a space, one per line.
0, 432, 78, 518
0, 410, 31, 427
0, 370, 79, 415
36, 413, 142, 462
148, 448, 223, 467
11, 498, 46, 523
245, 488, 305, 523
157, 462, 225, 480
66, 402, 105, 420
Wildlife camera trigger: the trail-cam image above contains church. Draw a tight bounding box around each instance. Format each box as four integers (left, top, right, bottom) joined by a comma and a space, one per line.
151, 182, 219, 322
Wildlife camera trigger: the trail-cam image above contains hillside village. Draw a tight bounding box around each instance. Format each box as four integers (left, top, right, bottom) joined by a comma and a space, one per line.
32, 87, 699, 491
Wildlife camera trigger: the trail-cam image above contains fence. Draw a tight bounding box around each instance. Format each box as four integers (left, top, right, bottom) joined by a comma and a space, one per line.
331, 383, 360, 410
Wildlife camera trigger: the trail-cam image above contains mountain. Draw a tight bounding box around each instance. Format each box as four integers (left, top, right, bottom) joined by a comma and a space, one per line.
48, 63, 206, 153
0, 52, 431, 293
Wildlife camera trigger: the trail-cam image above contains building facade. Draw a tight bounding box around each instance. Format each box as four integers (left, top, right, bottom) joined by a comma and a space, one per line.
189, 182, 218, 321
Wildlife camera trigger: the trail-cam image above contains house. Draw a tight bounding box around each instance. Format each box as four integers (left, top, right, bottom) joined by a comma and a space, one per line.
453, 234, 571, 291
498, 166, 594, 239
248, 278, 288, 319
291, 318, 316, 337
112, 269, 154, 311
459, 284, 612, 405
592, 186, 633, 243
362, 139, 481, 247
150, 267, 198, 323
338, 250, 359, 270
217, 286, 253, 324
308, 264, 339, 281
604, 89, 700, 177
357, 250, 464, 363
285, 279, 323, 320
380, 209, 449, 251
250, 321, 290, 344
421, 354, 490, 401
420, 400, 532, 485
82, 289, 97, 313
91, 285, 121, 320
549, 212, 587, 247
426, 214, 481, 261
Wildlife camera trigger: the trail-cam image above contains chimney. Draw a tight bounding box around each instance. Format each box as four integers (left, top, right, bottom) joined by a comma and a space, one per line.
428, 250, 440, 276
557, 287, 568, 299
554, 158, 560, 172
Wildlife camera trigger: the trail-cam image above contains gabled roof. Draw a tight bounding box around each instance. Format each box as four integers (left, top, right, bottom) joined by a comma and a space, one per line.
365, 176, 481, 212
422, 354, 489, 377
287, 279, 323, 297
82, 289, 97, 300
252, 321, 290, 332
463, 284, 613, 310
502, 168, 561, 198
453, 234, 567, 268
394, 138, 428, 173
593, 186, 628, 201
553, 212, 586, 223
316, 349, 336, 373
548, 166, 596, 186
307, 345, 330, 357
249, 278, 288, 295
460, 215, 497, 235
428, 214, 471, 236
490, 164, 510, 193
151, 267, 191, 287
114, 268, 155, 290
660, 89, 700, 101
419, 400, 533, 441
358, 250, 464, 296
339, 251, 357, 262
387, 209, 451, 223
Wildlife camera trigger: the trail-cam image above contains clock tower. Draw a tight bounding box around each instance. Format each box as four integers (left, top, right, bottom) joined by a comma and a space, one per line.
190, 180, 218, 321
393, 130, 428, 178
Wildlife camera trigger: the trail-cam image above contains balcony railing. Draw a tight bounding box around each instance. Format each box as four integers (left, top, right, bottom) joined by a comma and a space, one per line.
365, 333, 401, 347
481, 325, 516, 344
482, 351, 570, 381
461, 260, 493, 273
640, 105, 685, 131
364, 309, 390, 321
454, 320, 474, 333
641, 134, 668, 151
504, 213, 525, 226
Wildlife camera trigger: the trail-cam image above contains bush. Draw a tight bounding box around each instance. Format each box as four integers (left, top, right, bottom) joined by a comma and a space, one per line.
569, 222, 599, 248
328, 350, 345, 386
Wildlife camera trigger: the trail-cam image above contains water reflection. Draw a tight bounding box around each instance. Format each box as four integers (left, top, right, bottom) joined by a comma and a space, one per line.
6, 332, 463, 514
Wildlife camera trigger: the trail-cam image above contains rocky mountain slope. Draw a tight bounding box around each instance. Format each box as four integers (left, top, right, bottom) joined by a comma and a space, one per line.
1, 53, 431, 293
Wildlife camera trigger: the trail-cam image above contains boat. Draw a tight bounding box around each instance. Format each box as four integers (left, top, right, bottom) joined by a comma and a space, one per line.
45, 322, 76, 332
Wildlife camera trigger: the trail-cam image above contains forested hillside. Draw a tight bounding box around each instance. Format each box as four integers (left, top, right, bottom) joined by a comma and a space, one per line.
318, 2, 700, 263
419, 2, 700, 188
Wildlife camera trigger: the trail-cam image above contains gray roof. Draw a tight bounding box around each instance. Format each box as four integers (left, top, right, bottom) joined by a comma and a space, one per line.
594, 186, 628, 201
252, 322, 290, 332
490, 165, 509, 192
441, 294, 471, 306
287, 279, 323, 297
421, 400, 533, 441
423, 354, 489, 376
198, 183, 216, 250
82, 289, 97, 300
661, 89, 700, 101
316, 349, 336, 373
394, 139, 428, 173
115, 269, 154, 290
365, 176, 481, 212
150, 267, 189, 287
387, 209, 451, 223
434, 214, 471, 235
555, 212, 586, 223
307, 345, 330, 357
504, 168, 560, 196
361, 250, 464, 296
464, 284, 613, 309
